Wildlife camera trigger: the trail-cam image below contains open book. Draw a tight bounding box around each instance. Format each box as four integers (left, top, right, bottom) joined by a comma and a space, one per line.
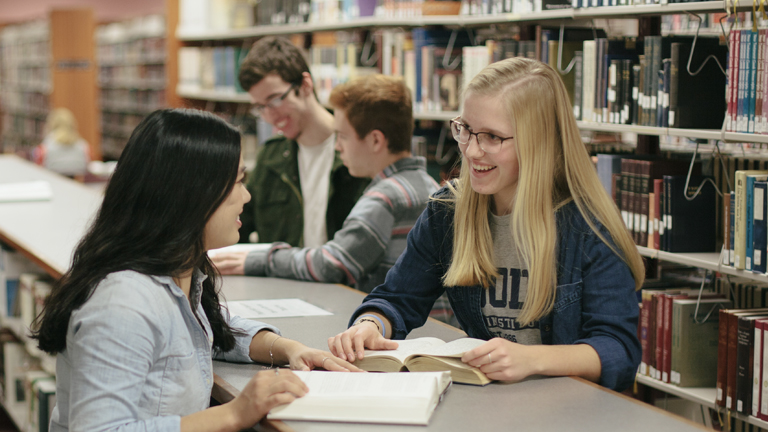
267, 370, 451, 426
355, 337, 492, 385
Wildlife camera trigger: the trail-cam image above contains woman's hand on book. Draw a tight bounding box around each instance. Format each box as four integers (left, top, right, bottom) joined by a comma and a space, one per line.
461, 337, 537, 382
283, 342, 364, 372
327, 322, 399, 362
226, 368, 308, 428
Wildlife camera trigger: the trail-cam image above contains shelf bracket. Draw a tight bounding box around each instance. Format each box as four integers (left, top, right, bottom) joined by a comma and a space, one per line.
684, 11, 726, 77
683, 140, 724, 201
435, 122, 458, 165
360, 31, 378, 68
556, 24, 576, 75
691, 269, 724, 324
442, 29, 461, 71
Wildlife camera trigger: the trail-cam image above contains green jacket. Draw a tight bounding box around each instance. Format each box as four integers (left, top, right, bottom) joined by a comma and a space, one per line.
240, 135, 369, 247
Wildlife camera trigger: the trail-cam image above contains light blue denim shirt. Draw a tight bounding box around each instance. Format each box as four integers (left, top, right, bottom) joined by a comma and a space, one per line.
50, 270, 278, 432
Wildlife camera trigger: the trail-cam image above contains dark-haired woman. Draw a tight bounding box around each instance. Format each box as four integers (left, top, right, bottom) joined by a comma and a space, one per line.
31, 109, 359, 432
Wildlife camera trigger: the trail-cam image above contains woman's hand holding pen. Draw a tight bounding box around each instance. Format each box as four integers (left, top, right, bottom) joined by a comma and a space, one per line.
461, 337, 538, 382
327, 322, 399, 362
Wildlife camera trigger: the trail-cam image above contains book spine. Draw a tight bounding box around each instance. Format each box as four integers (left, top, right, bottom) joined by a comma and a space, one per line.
754, 182, 767, 273
725, 188, 732, 265
640, 290, 651, 375
717, 309, 729, 407
735, 171, 747, 269
754, 319, 764, 417
751, 31, 758, 133
756, 29, 765, 134
654, 178, 663, 250
761, 319, 768, 420
669, 43, 680, 128
747, 176, 756, 270
731, 191, 736, 265
727, 312, 740, 409
655, 292, 665, 380
736, 316, 755, 413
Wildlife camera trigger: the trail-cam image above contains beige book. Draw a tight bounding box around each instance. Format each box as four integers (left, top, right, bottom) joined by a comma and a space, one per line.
355, 337, 492, 386
267, 370, 451, 426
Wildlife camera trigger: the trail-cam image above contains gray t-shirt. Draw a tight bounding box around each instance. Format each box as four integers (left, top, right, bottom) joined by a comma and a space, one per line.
481, 212, 542, 345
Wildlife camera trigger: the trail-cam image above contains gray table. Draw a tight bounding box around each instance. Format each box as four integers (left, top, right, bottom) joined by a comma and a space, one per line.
0, 155, 101, 278
218, 276, 708, 432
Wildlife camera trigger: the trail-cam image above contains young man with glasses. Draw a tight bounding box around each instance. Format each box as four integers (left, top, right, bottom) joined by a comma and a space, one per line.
215, 75, 439, 294
231, 36, 368, 251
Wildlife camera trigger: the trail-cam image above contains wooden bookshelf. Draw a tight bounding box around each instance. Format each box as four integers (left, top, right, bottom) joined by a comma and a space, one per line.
0, 9, 100, 159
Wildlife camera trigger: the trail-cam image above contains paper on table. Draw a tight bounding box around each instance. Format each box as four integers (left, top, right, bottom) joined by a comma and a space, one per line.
0, 181, 53, 203
207, 243, 271, 258
225, 298, 333, 319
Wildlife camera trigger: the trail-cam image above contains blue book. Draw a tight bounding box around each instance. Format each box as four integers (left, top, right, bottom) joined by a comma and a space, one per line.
411, 29, 470, 110
746, 174, 768, 270
597, 154, 623, 196
753, 182, 768, 273
731, 191, 736, 265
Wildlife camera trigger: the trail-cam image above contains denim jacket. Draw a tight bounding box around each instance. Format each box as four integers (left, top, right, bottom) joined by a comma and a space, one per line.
51, 270, 277, 432
352, 187, 641, 391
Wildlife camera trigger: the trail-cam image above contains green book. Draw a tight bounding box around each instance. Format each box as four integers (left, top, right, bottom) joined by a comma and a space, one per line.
671, 298, 731, 387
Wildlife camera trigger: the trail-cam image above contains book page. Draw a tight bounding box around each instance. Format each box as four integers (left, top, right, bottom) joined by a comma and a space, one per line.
415, 337, 487, 358
363, 337, 446, 363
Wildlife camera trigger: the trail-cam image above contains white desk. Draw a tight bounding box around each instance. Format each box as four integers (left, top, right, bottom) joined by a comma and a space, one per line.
0, 155, 101, 278
218, 276, 709, 432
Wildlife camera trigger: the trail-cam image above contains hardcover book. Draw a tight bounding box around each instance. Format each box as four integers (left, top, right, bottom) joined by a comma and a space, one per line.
267, 370, 452, 425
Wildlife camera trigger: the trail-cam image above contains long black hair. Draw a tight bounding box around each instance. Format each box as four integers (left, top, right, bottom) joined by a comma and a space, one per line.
32, 108, 244, 354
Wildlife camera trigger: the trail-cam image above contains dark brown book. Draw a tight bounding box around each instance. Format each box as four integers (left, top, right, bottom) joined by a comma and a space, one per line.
737, 314, 768, 413
725, 309, 768, 409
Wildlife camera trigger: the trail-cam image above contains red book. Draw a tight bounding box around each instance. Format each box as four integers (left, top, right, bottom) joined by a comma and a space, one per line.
717, 309, 729, 407
654, 292, 665, 380
726, 309, 768, 409
758, 318, 768, 420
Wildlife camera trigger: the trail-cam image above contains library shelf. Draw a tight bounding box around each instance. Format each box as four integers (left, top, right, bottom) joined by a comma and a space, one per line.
0, 316, 56, 376
414, 110, 459, 121
576, 121, 723, 141
635, 374, 716, 409
722, 132, 768, 145
176, 1, 732, 41
637, 246, 768, 283
176, 86, 251, 103
635, 374, 768, 429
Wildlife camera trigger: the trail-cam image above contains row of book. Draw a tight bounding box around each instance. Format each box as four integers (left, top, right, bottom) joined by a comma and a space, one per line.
726, 28, 768, 135
637, 279, 768, 418
597, 154, 718, 253
723, 169, 768, 274
177, 46, 248, 95
574, 34, 727, 128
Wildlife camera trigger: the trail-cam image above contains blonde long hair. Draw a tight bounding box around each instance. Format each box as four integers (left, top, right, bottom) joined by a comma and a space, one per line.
443, 57, 644, 326
45, 108, 80, 146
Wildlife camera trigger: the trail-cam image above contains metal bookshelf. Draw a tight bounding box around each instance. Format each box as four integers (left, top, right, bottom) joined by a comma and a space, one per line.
636, 246, 768, 283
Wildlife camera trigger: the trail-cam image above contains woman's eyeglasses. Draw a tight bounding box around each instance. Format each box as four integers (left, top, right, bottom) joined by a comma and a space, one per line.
450, 117, 514, 154
250, 83, 300, 117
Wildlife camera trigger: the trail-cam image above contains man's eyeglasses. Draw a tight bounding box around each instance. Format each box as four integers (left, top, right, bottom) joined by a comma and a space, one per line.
450, 117, 514, 154
250, 83, 299, 117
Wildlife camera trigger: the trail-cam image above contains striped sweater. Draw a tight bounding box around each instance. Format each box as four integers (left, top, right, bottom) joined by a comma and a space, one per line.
244, 156, 439, 292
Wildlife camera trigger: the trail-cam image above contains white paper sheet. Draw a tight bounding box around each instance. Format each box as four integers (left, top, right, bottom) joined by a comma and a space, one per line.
0, 181, 52, 203
225, 298, 333, 319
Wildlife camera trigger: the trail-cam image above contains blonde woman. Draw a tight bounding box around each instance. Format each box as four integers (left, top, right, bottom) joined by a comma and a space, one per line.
328, 57, 644, 391
34, 108, 90, 179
